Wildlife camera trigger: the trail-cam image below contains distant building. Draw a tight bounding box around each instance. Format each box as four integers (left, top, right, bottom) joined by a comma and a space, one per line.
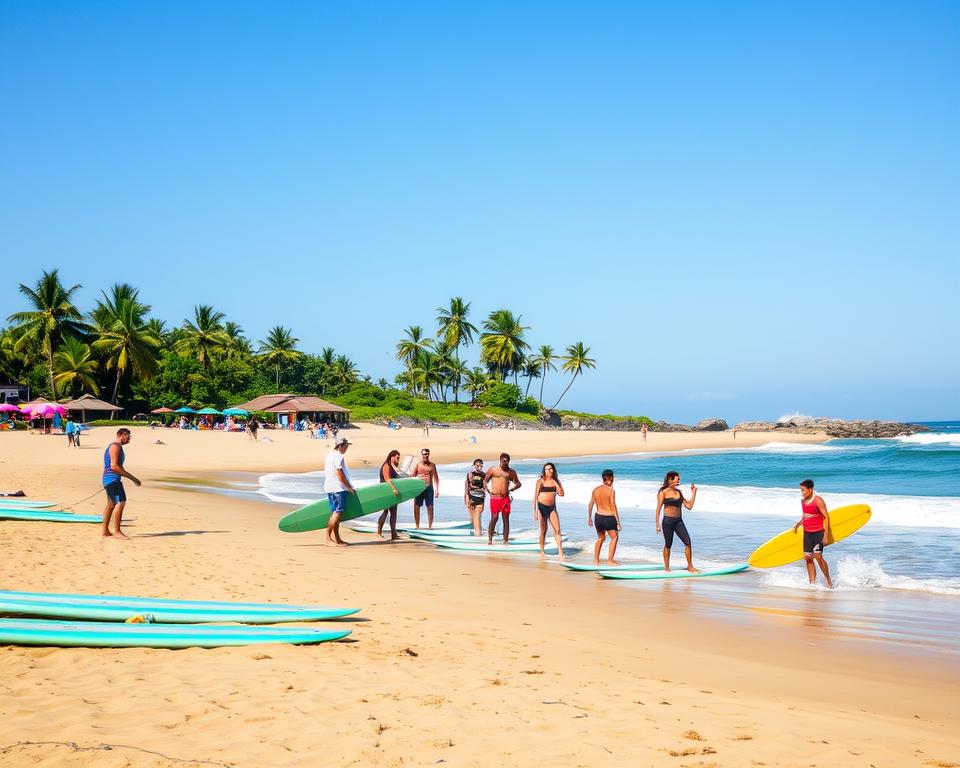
0, 383, 29, 404
233, 394, 350, 429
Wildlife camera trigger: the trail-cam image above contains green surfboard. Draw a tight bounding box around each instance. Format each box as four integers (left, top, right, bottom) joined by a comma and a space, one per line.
279, 478, 425, 533
599, 563, 750, 580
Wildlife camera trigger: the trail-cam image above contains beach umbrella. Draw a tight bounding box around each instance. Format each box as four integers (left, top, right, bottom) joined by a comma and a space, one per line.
151, 407, 175, 414
174, 407, 196, 414
196, 407, 221, 415
0, 403, 19, 413
222, 408, 248, 416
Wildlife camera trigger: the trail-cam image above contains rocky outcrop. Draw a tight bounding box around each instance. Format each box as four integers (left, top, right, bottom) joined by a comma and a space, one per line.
733, 416, 927, 439
559, 415, 649, 431
695, 418, 729, 431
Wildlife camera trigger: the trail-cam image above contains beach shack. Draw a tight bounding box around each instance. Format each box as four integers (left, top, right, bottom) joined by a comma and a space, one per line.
62, 393, 122, 422
233, 394, 350, 429
0, 382, 29, 404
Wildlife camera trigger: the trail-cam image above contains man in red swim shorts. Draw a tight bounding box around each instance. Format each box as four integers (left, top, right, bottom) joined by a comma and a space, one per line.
484, 452, 522, 545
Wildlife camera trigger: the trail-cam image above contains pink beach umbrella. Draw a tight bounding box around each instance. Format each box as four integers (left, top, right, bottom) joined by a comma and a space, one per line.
0, 403, 19, 413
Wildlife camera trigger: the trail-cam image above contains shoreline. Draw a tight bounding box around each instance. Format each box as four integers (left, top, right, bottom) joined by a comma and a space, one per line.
2, 427, 959, 766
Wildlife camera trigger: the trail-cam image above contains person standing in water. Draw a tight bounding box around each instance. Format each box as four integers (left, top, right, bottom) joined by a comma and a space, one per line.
532, 462, 565, 559
412, 448, 440, 528
463, 458, 487, 536
792, 479, 833, 588
588, 469, 621, 564
485, 452, 521, 544
101, 428, 141, 539
655, 471, 698, 572
324, 437, 356, 546
376, 449, 402, 540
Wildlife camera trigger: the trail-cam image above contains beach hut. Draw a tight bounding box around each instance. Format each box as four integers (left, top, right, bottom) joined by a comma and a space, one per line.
61, 394, 122, 423
232, 394, 350, 429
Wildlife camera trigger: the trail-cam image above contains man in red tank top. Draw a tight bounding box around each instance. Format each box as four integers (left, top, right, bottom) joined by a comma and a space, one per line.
792, 479, 833, 588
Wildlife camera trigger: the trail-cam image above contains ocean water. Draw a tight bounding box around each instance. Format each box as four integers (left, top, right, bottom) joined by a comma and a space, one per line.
254, 421, 960, 652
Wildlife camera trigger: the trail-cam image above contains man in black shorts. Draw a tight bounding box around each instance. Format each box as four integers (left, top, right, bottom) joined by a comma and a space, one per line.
587, 470, 621, 565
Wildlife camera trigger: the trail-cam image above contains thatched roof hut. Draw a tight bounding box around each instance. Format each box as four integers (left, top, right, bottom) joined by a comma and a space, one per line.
62, 393, 121, 421
233, 394, 350, 425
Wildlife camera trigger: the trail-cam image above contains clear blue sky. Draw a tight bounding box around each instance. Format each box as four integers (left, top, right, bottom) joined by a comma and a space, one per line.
1, 2, 957, 423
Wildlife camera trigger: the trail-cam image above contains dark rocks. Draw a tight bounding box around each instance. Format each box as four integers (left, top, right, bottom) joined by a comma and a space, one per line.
733, 416, 927, 439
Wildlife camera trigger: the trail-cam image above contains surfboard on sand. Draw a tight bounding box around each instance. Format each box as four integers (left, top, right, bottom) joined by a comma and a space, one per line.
347, 520, 471, 533
0, 499, 58, 508
279, 478, 426, 533
0, 509, 100, 523
748, 504, 872, 569
559, 561, 662, 573
599, 563, 750, 580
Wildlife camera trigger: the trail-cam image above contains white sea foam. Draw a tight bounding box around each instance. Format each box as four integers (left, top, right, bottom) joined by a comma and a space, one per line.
747, 442, 841, 454
761, 555, 960, 596
893, 433, 960, 447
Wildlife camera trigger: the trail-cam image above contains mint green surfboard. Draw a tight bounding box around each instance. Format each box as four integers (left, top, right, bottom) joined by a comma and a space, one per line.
559, 561, 662, 573
0, 619, 350, 648
0, 499, 58, 508
599, 563, 750, 580
0, 509, 100, 523
278, 478, 425, 533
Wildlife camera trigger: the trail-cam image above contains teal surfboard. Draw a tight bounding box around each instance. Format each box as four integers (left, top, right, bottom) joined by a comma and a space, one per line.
433, 539, 566, 554
347, 519, 471, 533
0, 509, 100, 523
279, 478, 425, 533
599, 563, 750, 580
408, 530, 566, 544
0, 619, 351, 648
0, 499, 58, 508
0, 590, 359, 624
559, 561, 662, 573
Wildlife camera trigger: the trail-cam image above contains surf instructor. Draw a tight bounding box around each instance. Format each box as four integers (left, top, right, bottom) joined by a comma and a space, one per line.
102, 427, 141, 539
792, 479, 833, 588
324, 436, 356, 546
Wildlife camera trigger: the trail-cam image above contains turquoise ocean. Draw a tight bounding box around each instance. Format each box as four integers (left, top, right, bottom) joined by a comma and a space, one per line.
253, 421, 960, 654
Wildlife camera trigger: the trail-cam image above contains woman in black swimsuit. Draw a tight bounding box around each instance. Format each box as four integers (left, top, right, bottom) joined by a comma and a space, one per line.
377, 450, 402, 540
655, 470, 698, 572
533, 462, 565, 559
463, 458, 486, 536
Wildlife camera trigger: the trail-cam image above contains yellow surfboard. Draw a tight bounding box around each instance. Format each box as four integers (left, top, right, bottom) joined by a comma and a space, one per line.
748, 504, 872, 569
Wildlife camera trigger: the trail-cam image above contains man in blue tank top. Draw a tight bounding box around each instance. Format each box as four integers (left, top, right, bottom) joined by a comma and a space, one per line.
102, 428, 141, 538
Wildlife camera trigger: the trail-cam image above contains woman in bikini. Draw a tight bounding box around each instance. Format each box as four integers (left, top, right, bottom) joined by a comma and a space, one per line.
464, 458, 486, 536
655, 470, 698, 572
376, 450, 402, 540
532, 462, 565, 559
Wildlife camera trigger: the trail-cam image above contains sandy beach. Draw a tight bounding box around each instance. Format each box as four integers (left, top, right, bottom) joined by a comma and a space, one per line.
1, 425, 958, 767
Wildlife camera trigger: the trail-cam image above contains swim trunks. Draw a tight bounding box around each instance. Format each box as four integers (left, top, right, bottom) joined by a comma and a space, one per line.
415, 486, 435, 506
661, 516, 690, 548
103, 480, 126, 504
594, 513, 617, 533
803, 530, 825, 555
490, 496, 511, 518
327, 491, 348, 514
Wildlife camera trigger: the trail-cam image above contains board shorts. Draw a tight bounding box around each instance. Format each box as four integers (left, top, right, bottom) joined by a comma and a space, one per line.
803, 530, 825, 556
594, 513, 617, 533
415, 486, 435, 506
490, 496, 512, 518
662, 515, 690, 548
103, 480, 126, 504
327, 491, 348, 514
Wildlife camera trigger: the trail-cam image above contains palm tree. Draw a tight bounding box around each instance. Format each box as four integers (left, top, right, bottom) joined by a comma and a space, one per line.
175, 305, 229, 367
522, 359, 541, 398
447, 358, 469, 403
550, 342, 597, 410
529, 344, 557, 406
436, 297, 477, 364
376, 377, 389, 390
145, 318, 168, 346
464, 367, 494, 405
258, 326, 302, 389
330, 354, 359, 387
395, 326, 433, 369
224, 321, 252, 358
480, 309, 529, 382
53, 336, 100, 396
92, 293, 162, 402
7, 269, 87, 397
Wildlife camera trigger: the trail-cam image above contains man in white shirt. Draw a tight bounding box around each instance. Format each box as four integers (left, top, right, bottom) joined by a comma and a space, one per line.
324, 437, 356, 546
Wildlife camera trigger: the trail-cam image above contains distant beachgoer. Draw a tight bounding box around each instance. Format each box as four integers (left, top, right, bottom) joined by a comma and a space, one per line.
412, 448, 440, 528
733, 428, 738, 440
485, 452, 521, 544
533, 462, 565, 559
655, 471, 698, 572
65, 418, 75, 447
74, 423, 81, 447
377, 449, 402, 540
248, 419, 259, 441
422, 421, 430, 437
588, 470, 621, 564
324, 437, 355, 546
793, 479, 833, 588
464, 458, 487, 536
640, 423, 647, 442
101, 428, 141, 539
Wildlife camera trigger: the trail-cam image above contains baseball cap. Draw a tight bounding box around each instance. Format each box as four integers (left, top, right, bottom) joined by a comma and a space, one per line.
334, 437, 351, 448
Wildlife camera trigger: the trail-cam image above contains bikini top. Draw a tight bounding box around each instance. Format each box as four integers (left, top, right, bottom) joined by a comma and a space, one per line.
468, 470, 485, 491
662, 491, 684, 508
540, 485, 557, 493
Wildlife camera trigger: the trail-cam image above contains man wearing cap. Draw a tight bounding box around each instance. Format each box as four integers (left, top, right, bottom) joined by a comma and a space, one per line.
324, 436, 356, 546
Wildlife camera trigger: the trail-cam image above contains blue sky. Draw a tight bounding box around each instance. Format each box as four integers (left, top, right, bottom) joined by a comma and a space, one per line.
1, 2, 957, 423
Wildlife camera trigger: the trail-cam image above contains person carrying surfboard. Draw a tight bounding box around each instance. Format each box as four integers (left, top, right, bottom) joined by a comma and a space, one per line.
324, 437, 356, 546
588, 470, 621, 565
376, 450, 402, 541
792, 479, 833, 588
485, 452, 521, 544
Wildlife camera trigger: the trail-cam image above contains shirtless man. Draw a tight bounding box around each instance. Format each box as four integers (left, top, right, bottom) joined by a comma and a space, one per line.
587, 469, 621, 565
485, 452, 521, 544
412, 448, 440, 528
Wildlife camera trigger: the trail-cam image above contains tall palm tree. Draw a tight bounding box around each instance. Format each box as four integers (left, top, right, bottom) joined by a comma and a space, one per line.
529, 344, 557, 406
480, 309, 529, 382
436, 297, 477, 363
7, 269, 87, 397
551, 342, 597, 410
258, 326, 302, 389
330, 354, 359, 387
522, 359, 541, 398
92, 293, 161, 402
464, 367, 494, 405
175, 305, 229, 367
145, 318, 168, 346
395, 326, 433, 369
224, 321, 252, 358
53, 336, 100, 396
447, 358, 469, 403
